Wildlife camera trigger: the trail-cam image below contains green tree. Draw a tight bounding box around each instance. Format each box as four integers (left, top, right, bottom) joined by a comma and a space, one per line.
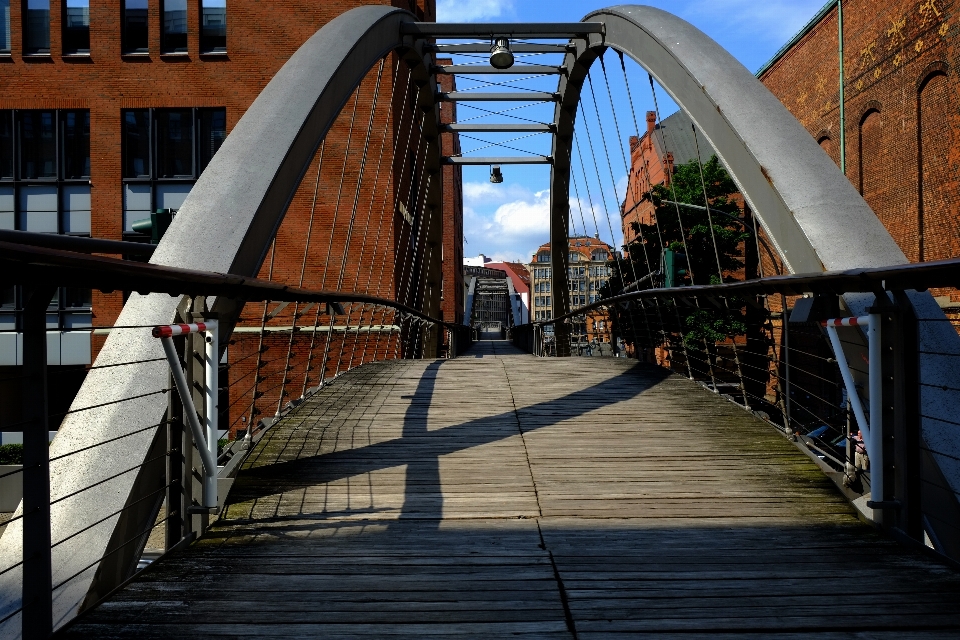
603, 154, 751, 348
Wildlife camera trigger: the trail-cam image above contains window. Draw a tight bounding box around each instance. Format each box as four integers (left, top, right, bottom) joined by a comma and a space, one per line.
0, 110, 90, 234
23, 0, 50, 54
200, 0, 225, 53
122, 0, 148, 53
0, 1, 10, 53
0, 109, 91, 330
63, 0, 89, 54
162, 0, 187, 53
569, 252, 579, 262
121, 107, 226, 233
591, 249, 607, 261
537, 252, 550, 263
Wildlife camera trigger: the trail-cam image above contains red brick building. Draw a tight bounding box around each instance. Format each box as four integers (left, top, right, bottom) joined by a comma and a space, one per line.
0, 0, 465, 437
758, 0, 959, 305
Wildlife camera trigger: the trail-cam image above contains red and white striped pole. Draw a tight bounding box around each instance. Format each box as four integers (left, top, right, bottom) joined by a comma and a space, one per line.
153, 320, 219, 509
821, 313, 882, 510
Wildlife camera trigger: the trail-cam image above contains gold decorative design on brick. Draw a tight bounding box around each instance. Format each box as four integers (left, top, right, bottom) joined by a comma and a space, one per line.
887, 15, 908, 48
856, 79, 865, 91
916, 38, 925, 52
939, 21, 949, 37
894, 52, 904, 67
860, 41, 877, 68
874, 66, 883, 79
919, 0, 942, 28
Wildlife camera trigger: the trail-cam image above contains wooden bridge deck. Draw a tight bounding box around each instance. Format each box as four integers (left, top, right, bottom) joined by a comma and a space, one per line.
66, 341, 960, 638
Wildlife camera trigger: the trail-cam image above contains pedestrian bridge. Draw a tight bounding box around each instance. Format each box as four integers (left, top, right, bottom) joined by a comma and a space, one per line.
64, 341, 960, 637
3, 4, 960, 638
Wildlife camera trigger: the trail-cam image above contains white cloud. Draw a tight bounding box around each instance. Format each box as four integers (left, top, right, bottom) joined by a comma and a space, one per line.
682, 0, 827, 43
436, 0, 515, 23
493, 190, 550, 236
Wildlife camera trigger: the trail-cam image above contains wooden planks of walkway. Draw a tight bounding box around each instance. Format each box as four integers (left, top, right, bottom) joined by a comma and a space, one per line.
64, 341, 960, 638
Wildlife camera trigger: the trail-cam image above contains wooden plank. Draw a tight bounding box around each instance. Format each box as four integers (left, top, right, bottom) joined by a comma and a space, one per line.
63, 340, 960, 638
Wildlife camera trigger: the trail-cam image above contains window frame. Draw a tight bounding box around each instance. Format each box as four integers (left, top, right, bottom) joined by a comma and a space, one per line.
121, 0, 149, 54
160, 0, 187, 54
62, 0, 90, 55
22, 0, 51, 55
198, 0, 226, 54
120, 106, 226, 236
0, 108, 93, 332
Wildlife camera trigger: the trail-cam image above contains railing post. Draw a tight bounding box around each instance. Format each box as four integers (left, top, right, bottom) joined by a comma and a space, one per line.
888, 292, 923, 539
166, 370, 184, 550
21, 285, 55, 639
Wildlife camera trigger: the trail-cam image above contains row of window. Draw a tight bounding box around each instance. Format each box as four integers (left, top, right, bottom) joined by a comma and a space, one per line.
531, 265, 613, 280
0, 286, 92, 331
0, 107, 225, 234
0, 0, 226, 56
533, 292, 605, 309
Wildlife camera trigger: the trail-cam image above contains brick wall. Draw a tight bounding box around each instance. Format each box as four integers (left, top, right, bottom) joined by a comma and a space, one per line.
760, 0, 959, 301
0, 0, 456, 436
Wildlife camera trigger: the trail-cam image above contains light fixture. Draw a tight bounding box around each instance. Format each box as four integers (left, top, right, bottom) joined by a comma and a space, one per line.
489, 36, 514, 70
490, 165, 503, 183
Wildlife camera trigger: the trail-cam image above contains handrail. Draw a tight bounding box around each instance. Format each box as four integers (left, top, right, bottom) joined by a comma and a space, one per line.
0, 229, 156, 256
0, 240, 461, 331
522, 257, 960, 328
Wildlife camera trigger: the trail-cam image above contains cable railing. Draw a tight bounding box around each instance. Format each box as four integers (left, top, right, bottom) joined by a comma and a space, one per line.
511, 256, 960, 565
0, 234, 471, 638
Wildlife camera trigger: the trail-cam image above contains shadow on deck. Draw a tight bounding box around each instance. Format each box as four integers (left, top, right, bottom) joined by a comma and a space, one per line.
62, 341, 960, 638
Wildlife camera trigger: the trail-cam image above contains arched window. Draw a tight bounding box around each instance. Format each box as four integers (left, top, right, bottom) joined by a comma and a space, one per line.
918, 68, 950, 262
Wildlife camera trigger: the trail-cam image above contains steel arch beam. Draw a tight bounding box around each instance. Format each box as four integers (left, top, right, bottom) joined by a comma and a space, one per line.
0, 6, 434, 633
553, 4, 960, 537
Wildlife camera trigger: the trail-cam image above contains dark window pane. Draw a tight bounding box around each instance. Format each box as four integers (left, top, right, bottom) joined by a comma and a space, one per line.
0, 1, 10, 53
63, 287, 91, 308
62, 110, 90, 179
0, 111, 12, 178
0, 286, 14, 309
198, 108, 225, 172
161, 0, 186, 53
200, 0, 225, 53
122, 0, 148, 53
122, 109, 150, 178
20, 110, 57, 179
156, 109, 193, 178
63, 0, 89, 54
23, 0, 50, 54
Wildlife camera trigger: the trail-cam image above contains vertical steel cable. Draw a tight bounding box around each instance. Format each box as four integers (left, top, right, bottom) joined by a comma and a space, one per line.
332, 59, 386, 377
247, 237, 277, 428
315, 85, 363, 384
347, 58, 399, 371
691, 124, 751, 406
585, 69, 641, 286
279, 131, 329, 410
572, 109, 641, 354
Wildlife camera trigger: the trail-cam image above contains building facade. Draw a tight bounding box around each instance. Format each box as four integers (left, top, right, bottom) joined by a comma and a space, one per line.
758, 0, 959, 307
527, 236, 615, 344
0, 0, 462, 437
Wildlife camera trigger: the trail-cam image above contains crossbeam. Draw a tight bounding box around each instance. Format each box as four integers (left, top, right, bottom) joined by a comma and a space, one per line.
402, 22, 604, 38
441, 156, 552, 165
439, 123, 554, 133
437, 91, 560, 102
433, 64, 564, 75
428, 43, 572, 53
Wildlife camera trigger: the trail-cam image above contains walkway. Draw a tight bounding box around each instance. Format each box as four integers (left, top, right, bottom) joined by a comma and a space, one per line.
65, 341, 960, 637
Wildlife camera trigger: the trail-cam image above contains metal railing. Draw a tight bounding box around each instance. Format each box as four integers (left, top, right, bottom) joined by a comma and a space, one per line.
0, 238, 472, 638
512, 257, 960, 563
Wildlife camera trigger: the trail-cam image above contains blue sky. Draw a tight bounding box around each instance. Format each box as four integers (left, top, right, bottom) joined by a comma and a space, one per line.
435, 0, 828, 262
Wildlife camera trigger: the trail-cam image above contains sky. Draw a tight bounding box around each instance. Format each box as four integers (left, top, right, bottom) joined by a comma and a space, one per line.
435, 0, 829, 263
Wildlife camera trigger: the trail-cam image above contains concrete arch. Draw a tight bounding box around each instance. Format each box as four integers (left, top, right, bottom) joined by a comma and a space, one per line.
0, 6, 437, 633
